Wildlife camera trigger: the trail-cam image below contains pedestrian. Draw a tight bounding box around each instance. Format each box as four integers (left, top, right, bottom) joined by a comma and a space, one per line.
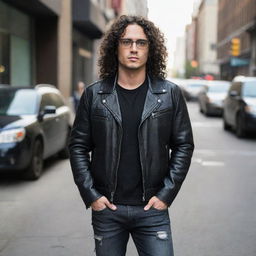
69, 15, 194, 256
73, 81, 85, 111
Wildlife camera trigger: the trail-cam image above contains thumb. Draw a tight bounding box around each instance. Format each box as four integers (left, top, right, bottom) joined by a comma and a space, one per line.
105, 200, 117, 210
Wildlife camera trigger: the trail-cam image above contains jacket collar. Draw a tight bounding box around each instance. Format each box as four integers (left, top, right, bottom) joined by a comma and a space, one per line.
98, 74, 167, 94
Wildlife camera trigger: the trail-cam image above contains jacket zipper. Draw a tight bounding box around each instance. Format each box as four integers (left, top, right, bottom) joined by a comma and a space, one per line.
138, 123, 146, 202
110, 125, 123, 202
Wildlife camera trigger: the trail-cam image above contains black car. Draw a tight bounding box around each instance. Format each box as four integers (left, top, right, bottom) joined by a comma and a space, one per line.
223, 76, 256, 137
0, 84, 72, 179
198, 80, 231, 116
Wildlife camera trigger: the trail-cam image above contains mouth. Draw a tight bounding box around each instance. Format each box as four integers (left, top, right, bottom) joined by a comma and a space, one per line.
128, 57, 139, 61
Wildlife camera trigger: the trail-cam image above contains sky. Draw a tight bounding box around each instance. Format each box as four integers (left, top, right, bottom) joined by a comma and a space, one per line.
147, 0, 197, 69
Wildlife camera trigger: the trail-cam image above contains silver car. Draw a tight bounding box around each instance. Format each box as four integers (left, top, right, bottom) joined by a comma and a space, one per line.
198, 80, 231, 116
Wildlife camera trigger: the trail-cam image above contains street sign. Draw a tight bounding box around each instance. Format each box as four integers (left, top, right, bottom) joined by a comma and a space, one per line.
230, 57, 249, 67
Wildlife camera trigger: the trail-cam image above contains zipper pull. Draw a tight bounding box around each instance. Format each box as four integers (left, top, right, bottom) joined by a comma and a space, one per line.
142, 194, 145, 202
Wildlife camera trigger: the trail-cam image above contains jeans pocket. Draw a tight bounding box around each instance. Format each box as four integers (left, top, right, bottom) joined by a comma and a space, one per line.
92, 207, 108, 214
151, 206, 167, 212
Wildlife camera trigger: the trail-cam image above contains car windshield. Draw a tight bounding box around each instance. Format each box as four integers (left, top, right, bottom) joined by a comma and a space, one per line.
0, 89, 38, 115
188, 83, 204, 88
242, 81, 256, 97
208, 83, 230, 93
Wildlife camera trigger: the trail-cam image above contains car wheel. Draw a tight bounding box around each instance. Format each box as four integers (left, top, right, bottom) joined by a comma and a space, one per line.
236, 113, 245, 138
23, 140, 43, 180
58, 129, 70, 159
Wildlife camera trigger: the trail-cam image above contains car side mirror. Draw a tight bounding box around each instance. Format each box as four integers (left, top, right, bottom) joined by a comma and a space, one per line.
38, 105, 56, 121
229, 90, 238, 97
44, 105, 56, 115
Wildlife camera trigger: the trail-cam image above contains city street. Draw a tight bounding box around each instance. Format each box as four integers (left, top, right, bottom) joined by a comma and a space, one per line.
0, 102, 256, 256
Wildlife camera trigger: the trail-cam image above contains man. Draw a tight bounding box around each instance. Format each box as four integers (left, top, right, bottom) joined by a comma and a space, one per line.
69, 15, 194, 256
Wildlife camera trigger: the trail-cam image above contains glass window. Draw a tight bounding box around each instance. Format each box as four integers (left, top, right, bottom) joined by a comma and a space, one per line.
0, 88, 37, 115
0, 1, 32, 86
208, 83, 230, 92
242, 81, 256, 97
0, 32, 10, 84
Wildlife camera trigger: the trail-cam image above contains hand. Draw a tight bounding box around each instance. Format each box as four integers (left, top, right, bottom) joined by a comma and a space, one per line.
91, 196, 117, 211
144, 196, 168, 211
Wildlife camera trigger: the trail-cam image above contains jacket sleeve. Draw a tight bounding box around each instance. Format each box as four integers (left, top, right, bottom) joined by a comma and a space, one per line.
156, 84, 194, 206
68, 89, 102, 208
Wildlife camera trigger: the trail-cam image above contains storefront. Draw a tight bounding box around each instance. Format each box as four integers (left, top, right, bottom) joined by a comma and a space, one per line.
0, 0, 33, 86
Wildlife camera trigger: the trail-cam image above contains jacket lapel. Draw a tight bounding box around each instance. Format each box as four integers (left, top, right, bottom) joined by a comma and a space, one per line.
140, 76, 165, 124
98, 75, 167, 126
99, 76, 122, 125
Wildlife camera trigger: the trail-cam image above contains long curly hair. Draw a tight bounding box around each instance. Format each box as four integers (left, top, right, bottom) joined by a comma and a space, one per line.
98, 15, 168, 80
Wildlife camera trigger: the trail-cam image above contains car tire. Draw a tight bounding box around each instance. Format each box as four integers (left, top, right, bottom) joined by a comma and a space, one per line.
236, 113, 245, 138
58, 129, 70, 159
23, 139, 43, 180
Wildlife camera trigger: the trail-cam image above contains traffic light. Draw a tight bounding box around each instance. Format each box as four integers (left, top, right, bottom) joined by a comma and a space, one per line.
231, 38, 240, 56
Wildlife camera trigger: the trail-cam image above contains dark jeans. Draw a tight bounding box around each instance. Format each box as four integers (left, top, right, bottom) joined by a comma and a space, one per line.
91, 205, 174, 256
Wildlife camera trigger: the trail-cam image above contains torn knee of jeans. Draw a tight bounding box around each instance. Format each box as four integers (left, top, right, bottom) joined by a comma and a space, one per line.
94, 234, 103, 246
156, 231, 169, 240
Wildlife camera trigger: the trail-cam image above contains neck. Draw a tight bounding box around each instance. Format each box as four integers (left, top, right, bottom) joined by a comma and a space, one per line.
117, 66, 146, 90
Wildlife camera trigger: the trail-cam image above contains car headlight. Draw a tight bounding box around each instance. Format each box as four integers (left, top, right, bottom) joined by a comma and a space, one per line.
245, 105, 256, 115
0, 128, 26, 143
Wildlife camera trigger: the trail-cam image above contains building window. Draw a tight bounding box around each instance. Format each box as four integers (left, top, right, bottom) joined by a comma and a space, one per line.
0, 0, 32, 86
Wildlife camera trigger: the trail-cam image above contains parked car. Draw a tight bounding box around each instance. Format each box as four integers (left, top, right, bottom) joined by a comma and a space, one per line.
198, 80, 231, 116
183, 79, 208, 101
0, 84, 72, 179
223, 76, 256, 137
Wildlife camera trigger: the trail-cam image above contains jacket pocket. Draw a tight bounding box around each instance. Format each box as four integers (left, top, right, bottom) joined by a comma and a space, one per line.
91, 108, 108, 120
151, 108, 172, 118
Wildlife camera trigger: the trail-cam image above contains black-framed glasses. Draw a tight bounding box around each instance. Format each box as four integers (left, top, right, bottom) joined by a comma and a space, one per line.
119, 39, 149, 49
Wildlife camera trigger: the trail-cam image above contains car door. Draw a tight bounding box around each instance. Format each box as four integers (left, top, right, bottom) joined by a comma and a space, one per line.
39, 93, 59, 157
225, 82, 241, 125
50, 93, 70, 152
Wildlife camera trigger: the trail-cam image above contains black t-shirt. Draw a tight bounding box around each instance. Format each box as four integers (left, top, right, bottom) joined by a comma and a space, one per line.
114, 79, 148, 205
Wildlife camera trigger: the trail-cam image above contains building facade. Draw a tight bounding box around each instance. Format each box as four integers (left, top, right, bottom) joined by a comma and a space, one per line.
0, 0, 66, 91
173, 36, 186, 78
0, 0, 149, 101
217, 0, 256, 80
196, 0, 219, 77
121, 0, 148, 17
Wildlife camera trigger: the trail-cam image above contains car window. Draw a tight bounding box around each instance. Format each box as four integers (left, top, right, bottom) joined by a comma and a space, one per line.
0, 89, 37, 115
242, 81, 256, 97
208, 83, 230, 93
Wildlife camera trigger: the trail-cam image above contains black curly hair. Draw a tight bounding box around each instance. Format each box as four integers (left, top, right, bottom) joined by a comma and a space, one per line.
98, 15, 168, 80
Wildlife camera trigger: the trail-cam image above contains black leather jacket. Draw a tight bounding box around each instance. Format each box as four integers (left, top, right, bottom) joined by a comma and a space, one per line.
69, 76, 194, 208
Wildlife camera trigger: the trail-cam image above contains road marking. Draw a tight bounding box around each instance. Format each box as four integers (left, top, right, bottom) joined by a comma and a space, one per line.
195, 149, 256, 156
191, 122, 221, 128
193, 158, 225, 167
201, 161, 225, 166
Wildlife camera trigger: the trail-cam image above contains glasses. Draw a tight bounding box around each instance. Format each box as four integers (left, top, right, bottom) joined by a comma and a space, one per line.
119, 39, 149, 49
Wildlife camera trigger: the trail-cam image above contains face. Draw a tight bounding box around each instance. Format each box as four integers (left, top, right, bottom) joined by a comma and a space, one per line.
117, 24, 149, 72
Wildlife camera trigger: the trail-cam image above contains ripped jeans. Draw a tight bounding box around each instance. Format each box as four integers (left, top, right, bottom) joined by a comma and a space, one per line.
91, 205, 174, 256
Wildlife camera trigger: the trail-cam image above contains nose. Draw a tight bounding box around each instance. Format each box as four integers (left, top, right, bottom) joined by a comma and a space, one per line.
131, 41, 138, 52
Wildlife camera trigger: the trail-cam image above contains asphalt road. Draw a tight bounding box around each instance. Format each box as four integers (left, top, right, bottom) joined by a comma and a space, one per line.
0, 102, 256, 256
